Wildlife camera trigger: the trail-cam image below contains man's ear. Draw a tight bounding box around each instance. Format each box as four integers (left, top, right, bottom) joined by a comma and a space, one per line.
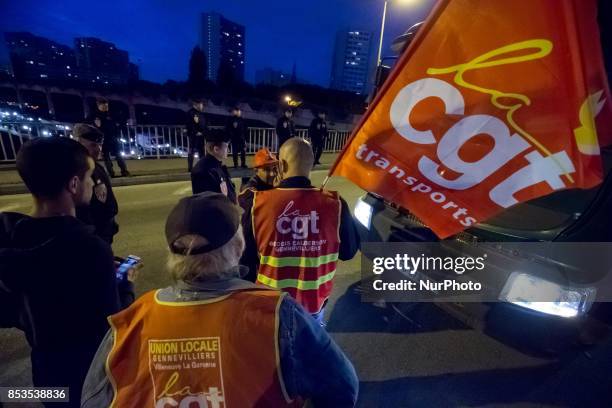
67, 175, 79, 195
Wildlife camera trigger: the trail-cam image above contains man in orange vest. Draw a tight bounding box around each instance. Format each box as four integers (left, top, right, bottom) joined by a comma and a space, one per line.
238, 148, 279, 281
246, 137, 360, 324
81, 192, 359, 407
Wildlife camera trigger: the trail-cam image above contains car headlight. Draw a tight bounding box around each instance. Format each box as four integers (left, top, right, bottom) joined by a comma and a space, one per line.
354, 199, 373, 230
499, 272, 596, 318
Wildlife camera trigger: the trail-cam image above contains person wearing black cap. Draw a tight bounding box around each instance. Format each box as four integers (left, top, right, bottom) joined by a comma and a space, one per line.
81, 192, 359, 408
226, 105, 247, 168
309, 110, 328, 165
185, 98, 208, 172
191, 129, 237, 203
73, 123, 120, 245
276, 107, 295, 150
86, 97, 130, 178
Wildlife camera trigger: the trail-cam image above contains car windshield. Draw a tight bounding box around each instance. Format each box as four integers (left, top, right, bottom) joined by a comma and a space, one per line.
482, 147, 612, 232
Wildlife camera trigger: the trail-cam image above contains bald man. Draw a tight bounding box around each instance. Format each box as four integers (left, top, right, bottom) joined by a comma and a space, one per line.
244, 137, 359, 324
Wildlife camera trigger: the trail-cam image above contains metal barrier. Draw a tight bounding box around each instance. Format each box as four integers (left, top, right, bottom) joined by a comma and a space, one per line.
0, 122, 73, 162
0, 121, 352, 162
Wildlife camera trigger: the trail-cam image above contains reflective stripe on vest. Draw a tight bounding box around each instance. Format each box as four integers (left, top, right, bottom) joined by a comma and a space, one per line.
106, 289, 302, 408
253, 188, 341, 314
258, 269, 336, 290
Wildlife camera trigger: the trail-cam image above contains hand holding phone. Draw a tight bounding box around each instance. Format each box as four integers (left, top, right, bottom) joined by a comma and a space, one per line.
114, 255, 142, 282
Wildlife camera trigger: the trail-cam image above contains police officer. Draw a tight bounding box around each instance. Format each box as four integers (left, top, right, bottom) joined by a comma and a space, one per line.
74, 123, 119, 244
226, 106, 247, 168
309, 110, 328, 165
87, 97, 130, 178
275, 107, 295, 150
238, 148, 278, 282
244, 138, 359, 325
185, 98, 208, 172
191, 129, 236, 203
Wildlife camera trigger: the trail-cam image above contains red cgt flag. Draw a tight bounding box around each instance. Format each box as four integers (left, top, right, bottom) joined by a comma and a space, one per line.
331, 0, 612, 239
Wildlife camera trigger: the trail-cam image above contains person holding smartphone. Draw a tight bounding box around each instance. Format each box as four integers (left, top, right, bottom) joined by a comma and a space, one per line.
0, 138, 135, 407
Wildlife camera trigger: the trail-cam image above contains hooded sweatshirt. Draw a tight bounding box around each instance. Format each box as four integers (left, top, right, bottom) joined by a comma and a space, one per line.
0, 212, 132, 402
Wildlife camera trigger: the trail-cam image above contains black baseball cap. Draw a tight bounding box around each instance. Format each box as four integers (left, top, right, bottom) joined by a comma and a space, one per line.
165, 192, 241, 255
73, 123, 104, 144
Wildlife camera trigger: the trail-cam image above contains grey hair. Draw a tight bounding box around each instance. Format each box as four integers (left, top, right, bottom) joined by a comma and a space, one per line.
166, 227, 245, 283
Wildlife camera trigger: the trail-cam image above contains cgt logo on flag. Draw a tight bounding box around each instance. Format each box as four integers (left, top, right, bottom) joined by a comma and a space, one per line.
331, 0, 612, 238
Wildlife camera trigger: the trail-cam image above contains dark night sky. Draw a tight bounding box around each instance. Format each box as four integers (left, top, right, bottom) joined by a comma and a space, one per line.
0, 0, 435, 86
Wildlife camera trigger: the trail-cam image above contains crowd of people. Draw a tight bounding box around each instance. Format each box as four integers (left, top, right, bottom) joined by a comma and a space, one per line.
0, 97, 360, 407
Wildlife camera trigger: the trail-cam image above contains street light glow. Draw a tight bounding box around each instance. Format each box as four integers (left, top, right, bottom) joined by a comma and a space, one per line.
377, 0, 422, 65
284, 95, 292, 102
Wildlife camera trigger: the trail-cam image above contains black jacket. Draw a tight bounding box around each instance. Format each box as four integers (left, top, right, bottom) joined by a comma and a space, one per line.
185, 108, 208, 146
309, 117, 328, 143
76, 163, 119, 244
86, 109, 120, 149
191, 154, 237, 203
242, 176, 360, 281
276, 116, 295, 147
226, 115, 247, 143
0, 212, 133, 399
237, 175, 275, 282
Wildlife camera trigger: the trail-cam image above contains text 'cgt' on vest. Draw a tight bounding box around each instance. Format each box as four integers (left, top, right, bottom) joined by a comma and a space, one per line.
253, 188, 341, 313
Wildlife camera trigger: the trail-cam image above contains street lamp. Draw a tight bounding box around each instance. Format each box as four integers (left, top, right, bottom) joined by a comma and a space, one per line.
284, 95, 292, 103
376, 0, 421, 66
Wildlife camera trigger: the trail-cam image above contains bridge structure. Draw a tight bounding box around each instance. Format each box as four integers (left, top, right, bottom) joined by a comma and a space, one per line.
0, 82, 360, 131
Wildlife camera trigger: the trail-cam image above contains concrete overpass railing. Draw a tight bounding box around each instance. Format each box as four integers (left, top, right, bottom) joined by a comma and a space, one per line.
0, 121, 352, 162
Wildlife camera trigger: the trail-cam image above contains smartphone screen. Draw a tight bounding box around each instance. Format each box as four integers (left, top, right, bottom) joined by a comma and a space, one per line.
116, 255, 141, 280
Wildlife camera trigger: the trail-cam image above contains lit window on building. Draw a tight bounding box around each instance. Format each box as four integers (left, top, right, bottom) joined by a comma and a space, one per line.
40, 74, 48, 78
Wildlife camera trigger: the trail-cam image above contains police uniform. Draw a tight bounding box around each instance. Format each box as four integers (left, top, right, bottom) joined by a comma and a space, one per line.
74, 124, 119, 244
86, 103, 129, 177
191, 131, 236, 203
76, 163, 119, 244
226, 112, 247, 168
276, 113, 295, 150
185, 106, 208, 172
309, 115, 328, 164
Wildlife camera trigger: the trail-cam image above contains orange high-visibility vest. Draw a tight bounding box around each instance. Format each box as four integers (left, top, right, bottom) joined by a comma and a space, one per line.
106, 289, 302, 408
253, 188, 341, 313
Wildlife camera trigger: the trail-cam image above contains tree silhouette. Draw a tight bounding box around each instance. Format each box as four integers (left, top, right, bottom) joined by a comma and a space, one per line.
188, 46, 208, 95
217, 60, 236, 91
